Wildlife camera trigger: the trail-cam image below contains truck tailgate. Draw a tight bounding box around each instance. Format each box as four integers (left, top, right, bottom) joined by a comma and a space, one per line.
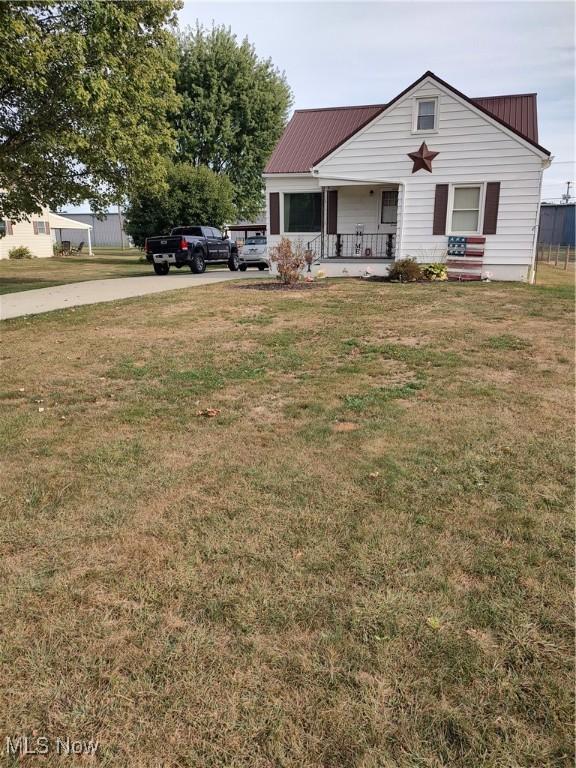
146, 236, 184, 254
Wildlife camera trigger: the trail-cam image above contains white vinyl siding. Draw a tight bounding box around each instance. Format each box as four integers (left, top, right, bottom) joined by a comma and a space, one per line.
314, 78, 544, 273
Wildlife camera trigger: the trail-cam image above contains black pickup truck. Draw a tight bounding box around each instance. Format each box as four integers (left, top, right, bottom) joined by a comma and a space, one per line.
144, 226, 239, 275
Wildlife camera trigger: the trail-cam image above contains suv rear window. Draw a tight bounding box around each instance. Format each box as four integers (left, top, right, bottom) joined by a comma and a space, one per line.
245, 237, 266, 245
171, 226, 203, 237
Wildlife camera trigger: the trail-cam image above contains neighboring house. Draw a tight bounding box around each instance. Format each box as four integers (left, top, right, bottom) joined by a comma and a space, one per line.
0, 211, 93, 259
264, 71, 551, 281
538, 203, 575, 247
0, 213, 54, 259
56, 211, 130, 248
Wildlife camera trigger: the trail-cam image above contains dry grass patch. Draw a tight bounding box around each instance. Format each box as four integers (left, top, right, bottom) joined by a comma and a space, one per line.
0, 273, 574, 767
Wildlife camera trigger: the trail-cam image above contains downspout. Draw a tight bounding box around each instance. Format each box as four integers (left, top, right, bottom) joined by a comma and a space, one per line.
321, 187, 325, 259
530, 157, 552, 284
396, 182, 406, 261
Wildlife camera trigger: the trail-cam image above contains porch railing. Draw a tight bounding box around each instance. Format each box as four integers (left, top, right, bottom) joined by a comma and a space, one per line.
306, 233, 395, 260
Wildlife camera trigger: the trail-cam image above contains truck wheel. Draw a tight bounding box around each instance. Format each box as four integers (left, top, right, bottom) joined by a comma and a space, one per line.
228, 253, 239, 271
257, 264, 267, 271
190, 251, 206, 274
238, 263, 247, 272
153, 262, 169, 275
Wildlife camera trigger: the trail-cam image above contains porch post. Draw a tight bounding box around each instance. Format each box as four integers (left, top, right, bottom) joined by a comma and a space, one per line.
87, 227, 93, 256
321, 187, 325, 260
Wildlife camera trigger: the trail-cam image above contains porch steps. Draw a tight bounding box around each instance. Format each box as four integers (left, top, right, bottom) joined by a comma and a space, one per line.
446, 236, 485, 281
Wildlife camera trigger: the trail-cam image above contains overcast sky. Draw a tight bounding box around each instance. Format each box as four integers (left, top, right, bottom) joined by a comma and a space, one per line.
180, 0, 575, 203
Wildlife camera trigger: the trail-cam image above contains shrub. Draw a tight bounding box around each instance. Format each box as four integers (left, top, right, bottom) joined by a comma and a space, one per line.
8, 246, 34, 260
269, 236, 306, 285
388, 258, 422, 282
422, 262, 447, 281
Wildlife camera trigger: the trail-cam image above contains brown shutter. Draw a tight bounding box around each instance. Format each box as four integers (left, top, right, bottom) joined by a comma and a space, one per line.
483, 182, 500, 235
432, 184, 449, 235
327, 190, 338, 234
5, 220, 13, 236
32, 220, 38, 235
269, 192, 280, 235
45, 221, 50, 235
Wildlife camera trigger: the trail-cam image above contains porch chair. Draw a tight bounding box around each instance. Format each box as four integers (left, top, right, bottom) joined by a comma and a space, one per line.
71, 241, 85, 256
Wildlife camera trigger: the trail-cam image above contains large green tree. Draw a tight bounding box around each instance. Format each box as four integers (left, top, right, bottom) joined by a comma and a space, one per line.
124, 163, 236, 247
174, 25, 292, 220
0, 1, 181, 220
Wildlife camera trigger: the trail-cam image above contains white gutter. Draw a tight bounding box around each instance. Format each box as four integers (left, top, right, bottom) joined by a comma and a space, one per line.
311, 170, 407, 186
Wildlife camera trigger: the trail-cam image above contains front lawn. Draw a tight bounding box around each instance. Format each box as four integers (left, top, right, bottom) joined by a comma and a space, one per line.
0, 248, 149, 294
0, 273, 573, 766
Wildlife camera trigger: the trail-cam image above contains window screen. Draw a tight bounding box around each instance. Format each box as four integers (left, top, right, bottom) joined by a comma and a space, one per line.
284, 193, 321, 232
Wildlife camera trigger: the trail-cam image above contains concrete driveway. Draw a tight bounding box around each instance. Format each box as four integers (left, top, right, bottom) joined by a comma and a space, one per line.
1, 270, 266, 320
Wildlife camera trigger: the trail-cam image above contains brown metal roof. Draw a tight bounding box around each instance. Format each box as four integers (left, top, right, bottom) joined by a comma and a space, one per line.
472, 94, 538, 143
264, 104, 385, 173
264, 73, 547, 174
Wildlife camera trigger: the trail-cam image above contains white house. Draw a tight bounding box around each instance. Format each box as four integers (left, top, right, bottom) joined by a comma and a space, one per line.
0, 210, 92, 259
264, 71, 552, 281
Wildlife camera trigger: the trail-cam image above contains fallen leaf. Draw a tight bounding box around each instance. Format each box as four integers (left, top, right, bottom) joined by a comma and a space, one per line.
38, 407, 45, 413
369, 471, 380, 479
196, 408, 221, 418
426, 616, 442, 631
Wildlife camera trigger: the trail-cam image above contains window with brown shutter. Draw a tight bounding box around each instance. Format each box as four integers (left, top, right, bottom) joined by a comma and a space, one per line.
33, 220, 39, 235
432, 184, 449, 235
327, 190, 338, 234
483, 182, 500, 235
269, 192, 280, 235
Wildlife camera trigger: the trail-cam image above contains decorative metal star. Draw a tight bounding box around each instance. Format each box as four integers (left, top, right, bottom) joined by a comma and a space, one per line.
407, 142, 439, 173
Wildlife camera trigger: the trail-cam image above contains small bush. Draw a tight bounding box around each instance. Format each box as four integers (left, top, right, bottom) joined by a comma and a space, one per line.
8, 246, 34, 260
269, 236, 306, 285
422, 262, 447, 281
388, 258, 422, 282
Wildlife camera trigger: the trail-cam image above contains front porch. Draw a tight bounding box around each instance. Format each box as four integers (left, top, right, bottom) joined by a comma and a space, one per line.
307, 182, 401, 263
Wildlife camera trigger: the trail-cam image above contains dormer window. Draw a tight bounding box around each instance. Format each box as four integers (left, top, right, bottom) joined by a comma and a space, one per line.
414, 97, 438, 132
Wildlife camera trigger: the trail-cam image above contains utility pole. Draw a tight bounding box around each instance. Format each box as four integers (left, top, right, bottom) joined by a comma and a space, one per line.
117, 203, 125, 250
561, 181, 572, 204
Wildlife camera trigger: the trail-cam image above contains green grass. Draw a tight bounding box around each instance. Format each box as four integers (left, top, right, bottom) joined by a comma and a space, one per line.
0, 270, 573, 766
0, 248, 150, 294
